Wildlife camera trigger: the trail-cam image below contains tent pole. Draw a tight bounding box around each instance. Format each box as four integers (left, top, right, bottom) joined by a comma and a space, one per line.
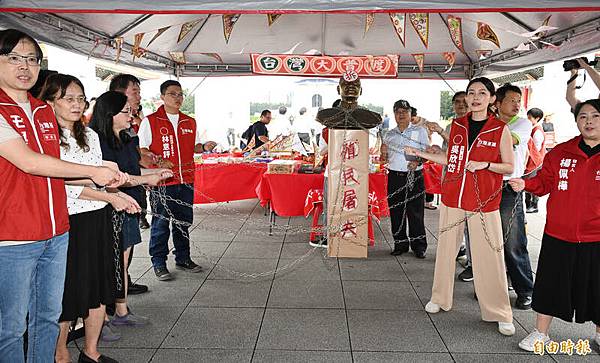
112, 14, 153, 38
500, 12, 535, 32
320, 14, 326, 55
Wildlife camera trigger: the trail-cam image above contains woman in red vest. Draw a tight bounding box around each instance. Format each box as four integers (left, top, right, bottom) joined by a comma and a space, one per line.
510, 99, 600, 351
0, 29, 121, 362
405, 77, 516, 336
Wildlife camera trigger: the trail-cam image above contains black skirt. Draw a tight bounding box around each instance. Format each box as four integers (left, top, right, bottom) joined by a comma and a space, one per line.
532, 234, 600, 326
59, 205, 118, 322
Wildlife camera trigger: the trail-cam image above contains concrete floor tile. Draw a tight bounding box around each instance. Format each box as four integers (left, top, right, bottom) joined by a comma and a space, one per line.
162, 307, 263, 349
347, 310, 446, 352
252, 350, 352, 363
343, 281, 422, 310
191, 279, 272, 307
268, 279, 344, 309
257, 308, 350, 351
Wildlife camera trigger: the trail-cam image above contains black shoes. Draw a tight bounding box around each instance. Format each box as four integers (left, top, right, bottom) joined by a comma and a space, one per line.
515, 295, 533, 310
154, 266, 173, 281
139, 217, 150, 229
390, 243, 409, 256
414, 251, 426, 259
458, 266, 474, 282
79, 351, 118, 363
175, 259, 204, 273
127, 275, 148, 295
525, 207, 538, 213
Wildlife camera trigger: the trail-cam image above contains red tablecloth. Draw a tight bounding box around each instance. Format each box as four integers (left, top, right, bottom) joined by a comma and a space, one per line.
193, 163, 267, 203
256, 172, 389, 217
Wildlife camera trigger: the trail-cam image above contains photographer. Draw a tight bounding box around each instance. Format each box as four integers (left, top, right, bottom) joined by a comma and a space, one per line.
566, 58, 600, 110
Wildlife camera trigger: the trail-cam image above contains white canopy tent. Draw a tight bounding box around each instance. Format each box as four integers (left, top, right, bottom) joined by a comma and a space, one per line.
1, 1, 599, 79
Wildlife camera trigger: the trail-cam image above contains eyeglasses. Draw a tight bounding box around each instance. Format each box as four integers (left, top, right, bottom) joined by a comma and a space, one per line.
166, 92, 184, 98
61, 96, 86, 104
1, 53, 41, 67
120, 108, 132, 114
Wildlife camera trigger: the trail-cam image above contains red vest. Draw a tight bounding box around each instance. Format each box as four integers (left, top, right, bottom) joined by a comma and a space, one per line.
525, 124, 546, 174
146, 105, 196, 185
525, 136, 600, 242
442, 113, 506, 212
0, 89, 69, 240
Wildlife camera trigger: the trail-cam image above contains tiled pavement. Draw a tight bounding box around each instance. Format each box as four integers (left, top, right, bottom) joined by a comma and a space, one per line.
70, 196, 599, 362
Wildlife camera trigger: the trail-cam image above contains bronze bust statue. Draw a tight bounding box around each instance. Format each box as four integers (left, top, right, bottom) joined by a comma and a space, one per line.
316, 72, 382, 130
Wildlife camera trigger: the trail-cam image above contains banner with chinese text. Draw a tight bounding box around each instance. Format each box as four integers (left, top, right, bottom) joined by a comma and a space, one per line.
327, 130, 369, 258
251, 54, 398, 78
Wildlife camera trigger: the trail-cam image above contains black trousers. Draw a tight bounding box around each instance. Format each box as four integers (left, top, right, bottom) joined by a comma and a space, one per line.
525, 192, 538, 209
387, 169, 427, 253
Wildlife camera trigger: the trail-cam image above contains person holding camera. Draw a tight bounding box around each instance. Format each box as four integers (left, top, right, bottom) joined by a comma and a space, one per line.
566, 58, 600, 110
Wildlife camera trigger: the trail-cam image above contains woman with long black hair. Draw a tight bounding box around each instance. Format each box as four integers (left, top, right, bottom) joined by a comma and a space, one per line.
39, 74, 139, 363
405, 77, 516, 336
90, 91, 172, 333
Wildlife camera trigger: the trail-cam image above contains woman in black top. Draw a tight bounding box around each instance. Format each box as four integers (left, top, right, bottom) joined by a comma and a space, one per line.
90, 91, 172, 328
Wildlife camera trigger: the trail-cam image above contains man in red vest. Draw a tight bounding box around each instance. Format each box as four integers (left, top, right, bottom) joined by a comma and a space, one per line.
524, 108, 546, 213
0, 29, 120, 361
138, 80, 216, 281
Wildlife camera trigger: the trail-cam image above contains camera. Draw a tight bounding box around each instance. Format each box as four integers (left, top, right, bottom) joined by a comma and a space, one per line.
563, 57, 598, 71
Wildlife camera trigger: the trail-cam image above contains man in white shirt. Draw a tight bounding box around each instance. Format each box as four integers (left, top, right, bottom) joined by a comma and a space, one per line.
495, 84, 534, 310
138, 80, 216, 281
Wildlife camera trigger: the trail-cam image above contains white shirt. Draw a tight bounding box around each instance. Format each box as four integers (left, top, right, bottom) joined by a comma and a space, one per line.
59, 127, 107, 215
138, 112, 203, 149
532, 126, 545, 151
505, 116, 532, 179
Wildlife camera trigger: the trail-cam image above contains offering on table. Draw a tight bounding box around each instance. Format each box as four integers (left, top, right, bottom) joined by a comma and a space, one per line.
267, 159, 297, 174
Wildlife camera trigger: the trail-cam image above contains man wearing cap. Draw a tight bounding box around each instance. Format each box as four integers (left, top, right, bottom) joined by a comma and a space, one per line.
380, 100, 430, 258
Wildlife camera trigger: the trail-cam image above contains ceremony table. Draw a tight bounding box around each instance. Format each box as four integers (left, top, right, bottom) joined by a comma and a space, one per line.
193, 162, 267, 203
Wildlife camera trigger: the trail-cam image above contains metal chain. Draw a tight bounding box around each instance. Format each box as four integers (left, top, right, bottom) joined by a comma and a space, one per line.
111, 210, 124, 292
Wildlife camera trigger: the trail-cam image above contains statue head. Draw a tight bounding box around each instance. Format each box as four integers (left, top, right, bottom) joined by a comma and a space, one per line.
337, 71, 362, 102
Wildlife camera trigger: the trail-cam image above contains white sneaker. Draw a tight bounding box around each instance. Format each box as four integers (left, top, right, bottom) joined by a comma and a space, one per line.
498, 321, 516, 336
425, 301, 440, 313
519, 329, 550, 351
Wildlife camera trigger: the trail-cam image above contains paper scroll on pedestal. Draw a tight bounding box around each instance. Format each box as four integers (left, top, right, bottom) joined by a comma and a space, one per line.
327, 129, 369, 258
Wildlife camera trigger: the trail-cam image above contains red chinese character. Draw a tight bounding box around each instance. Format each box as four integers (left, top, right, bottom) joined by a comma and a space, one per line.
340, 220, 357, 238
342, 189, 358, 211
341, 140, 359, 160
342, 167, 359, 186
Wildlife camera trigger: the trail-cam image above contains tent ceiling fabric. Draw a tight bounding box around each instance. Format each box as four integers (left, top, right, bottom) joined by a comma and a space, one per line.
2, 1, 600, 13
1, 2, 600, 79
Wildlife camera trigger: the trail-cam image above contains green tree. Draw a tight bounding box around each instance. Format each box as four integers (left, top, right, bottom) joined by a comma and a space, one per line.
360, 103, 384, 115
180, 89, 195, 118
440, 90, 454, 120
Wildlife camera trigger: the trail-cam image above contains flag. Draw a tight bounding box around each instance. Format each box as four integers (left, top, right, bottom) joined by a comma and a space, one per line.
409, 13, 429, 48
364, 13, 375, 37
445, 15, 465, 54
443, 52, 455, 68
223, 14, 241, 43
148, 26, 170, 47
178, 19, 201, 43
169, 51, 186, 64
477, 22, 500, 48
389, 13, 406, 47
267, 14, 281, 26
413, 53, 425, 73
114, 37, 123, 63
132, 33, 145, 60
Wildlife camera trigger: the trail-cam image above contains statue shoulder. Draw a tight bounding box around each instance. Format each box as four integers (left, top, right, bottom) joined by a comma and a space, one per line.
352, 108, 382, 128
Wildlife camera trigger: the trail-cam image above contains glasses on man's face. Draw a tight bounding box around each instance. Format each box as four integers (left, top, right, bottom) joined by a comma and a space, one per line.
166, 92, 184, 98
1, 53, 41, 67
61, 96, 86, 105
120, 108, 132, 114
